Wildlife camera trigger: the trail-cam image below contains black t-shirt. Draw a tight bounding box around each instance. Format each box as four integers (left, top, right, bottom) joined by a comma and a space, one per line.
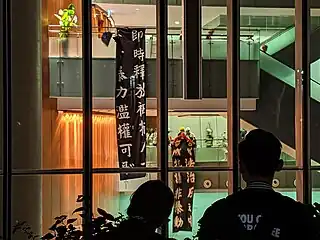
197, 188, 319, 240
107, 218, 166, 240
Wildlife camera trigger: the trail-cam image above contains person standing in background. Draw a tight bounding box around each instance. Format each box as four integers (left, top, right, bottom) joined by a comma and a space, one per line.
197, 129, 319, 240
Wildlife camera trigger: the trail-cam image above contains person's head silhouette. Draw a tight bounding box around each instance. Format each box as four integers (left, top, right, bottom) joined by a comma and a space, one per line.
127, 180, 174, 229
238, 129, 283, 184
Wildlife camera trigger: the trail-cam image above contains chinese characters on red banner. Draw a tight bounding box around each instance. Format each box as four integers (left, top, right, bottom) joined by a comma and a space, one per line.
171, 132, 196, 232
115, 28, 146, 180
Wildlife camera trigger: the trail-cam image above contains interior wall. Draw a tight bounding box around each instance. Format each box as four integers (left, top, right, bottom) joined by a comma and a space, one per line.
168, 115, 227, 144
47, 0, 82, 26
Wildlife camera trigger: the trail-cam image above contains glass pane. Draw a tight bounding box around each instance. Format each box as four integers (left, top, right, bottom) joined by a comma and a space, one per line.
239, 4, 297, 171
9, 0, 84, 170
273, 170, 298, 200
0, 0, 3, 171
90, 1, 159, 168
93, 173, 159, 217
0, 176, 2, 238
168, 114, 228, 166
312, 170, 320, 203
169, 171, 229, 239
310, 7, 320, 168
11, 174, 81, 239
11, 0, 41, 171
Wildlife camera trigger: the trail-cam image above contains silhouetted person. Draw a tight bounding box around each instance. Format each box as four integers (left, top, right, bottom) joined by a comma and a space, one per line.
112, 180, 174, 240
197, 129, 319, 240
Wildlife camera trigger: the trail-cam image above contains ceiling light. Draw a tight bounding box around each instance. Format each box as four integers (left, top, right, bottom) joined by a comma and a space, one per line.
136, 8, 140, 11
174, 21, 180, 25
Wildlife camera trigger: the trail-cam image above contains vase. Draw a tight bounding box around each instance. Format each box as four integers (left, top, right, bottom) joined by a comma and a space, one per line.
60, 37, 69, 57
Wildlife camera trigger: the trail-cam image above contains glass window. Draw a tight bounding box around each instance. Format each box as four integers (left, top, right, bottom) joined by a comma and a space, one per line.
273, 170, 299, 200
11, 175, 81, 239
239, 2, 299, 196
310, 7, 320, 169
312, 170, 320, 203
0, 0, 3, 172
168, 171, 228, 239
94, 173, 159, 216
2, 0, 317, 239
0, 1, 4, 238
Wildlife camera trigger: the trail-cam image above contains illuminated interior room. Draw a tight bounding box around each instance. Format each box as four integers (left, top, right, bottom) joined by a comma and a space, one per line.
1, 0, 320, 239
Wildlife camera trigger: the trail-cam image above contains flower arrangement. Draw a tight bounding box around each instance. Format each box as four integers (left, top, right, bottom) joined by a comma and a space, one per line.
54, 4, 78, 39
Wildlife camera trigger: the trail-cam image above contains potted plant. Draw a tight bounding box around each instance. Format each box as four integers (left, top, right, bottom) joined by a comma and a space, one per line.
3, 195, 125, 240
54, 3, 78, 56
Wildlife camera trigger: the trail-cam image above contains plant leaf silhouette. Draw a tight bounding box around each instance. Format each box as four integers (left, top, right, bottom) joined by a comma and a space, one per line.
72, 207, 85, 214
97, 208, 115, 221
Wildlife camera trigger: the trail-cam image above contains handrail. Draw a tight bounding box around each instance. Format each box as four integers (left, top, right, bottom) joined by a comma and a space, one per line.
48, 26, 255, 38
48, 24, 256, 32
261, 50, 320, 86
261, 20, 320, 47
261, 25, 294, 45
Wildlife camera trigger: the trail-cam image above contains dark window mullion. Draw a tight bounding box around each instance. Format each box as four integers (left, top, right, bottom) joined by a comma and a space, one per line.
227, 0, 240, 194
82, 0, 93, 239
2, 0, 12, 239
156, 0, 169, 237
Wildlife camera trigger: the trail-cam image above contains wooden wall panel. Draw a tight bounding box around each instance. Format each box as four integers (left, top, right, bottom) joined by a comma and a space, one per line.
47, 0, 82, 26
42, 0, 60, 233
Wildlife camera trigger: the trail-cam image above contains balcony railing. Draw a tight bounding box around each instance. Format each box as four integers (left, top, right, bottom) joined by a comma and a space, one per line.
49, 27, 260, 60
48, 28, 260, 98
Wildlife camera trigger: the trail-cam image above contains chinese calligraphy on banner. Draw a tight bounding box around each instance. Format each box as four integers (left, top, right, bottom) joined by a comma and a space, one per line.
115, 28, 146, 180
171, 132, 196, 232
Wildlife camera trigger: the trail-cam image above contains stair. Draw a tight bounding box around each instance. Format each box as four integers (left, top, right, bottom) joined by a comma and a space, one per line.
240, 51, 320, 164
272, 27, 320, 68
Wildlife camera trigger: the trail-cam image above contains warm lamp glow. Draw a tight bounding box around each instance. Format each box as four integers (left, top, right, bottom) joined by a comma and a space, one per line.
60, 112, 113, 123
43, 111, 119, 233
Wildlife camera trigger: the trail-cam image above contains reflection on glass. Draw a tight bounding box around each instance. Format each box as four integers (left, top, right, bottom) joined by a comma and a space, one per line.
12, 174, 159, 238
43, 112, 118, 169
273, 171, 297, 200
92, 173, 158, 217
12, 175, 55, 239
0, 176, 2, 237
312, 170, 320, 203
44, 111, 298, 169
168, 171, 229, 239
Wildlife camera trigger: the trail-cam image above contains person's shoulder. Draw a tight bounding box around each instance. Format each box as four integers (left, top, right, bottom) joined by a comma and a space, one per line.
278, 194, 311, 210
198, 196, 231, 226
203, 190, 249, 213
203, 197, 230, 215
276, 194, 317, 220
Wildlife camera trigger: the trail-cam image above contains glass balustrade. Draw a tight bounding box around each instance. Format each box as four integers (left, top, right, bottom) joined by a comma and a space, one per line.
48, 28, 260, 98
260, 51, 320, 103
262, 16, 320, 55
49, 32, 260, 60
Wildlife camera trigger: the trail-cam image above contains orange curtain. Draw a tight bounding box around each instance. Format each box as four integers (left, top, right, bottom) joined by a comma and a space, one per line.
44, 112, 119, 231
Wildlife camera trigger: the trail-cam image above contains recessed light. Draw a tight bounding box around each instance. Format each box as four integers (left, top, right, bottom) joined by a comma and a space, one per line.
174, 21, 180, 25
136, 8, 140, 11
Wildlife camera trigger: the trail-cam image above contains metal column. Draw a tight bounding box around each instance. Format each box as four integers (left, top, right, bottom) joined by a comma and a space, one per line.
156, 0, 168, 237
2, 0, 12, 239
227, 0, 240, 194
82, 0, 93, 239
182, 0, 202, 99
295, 0, 311, 204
